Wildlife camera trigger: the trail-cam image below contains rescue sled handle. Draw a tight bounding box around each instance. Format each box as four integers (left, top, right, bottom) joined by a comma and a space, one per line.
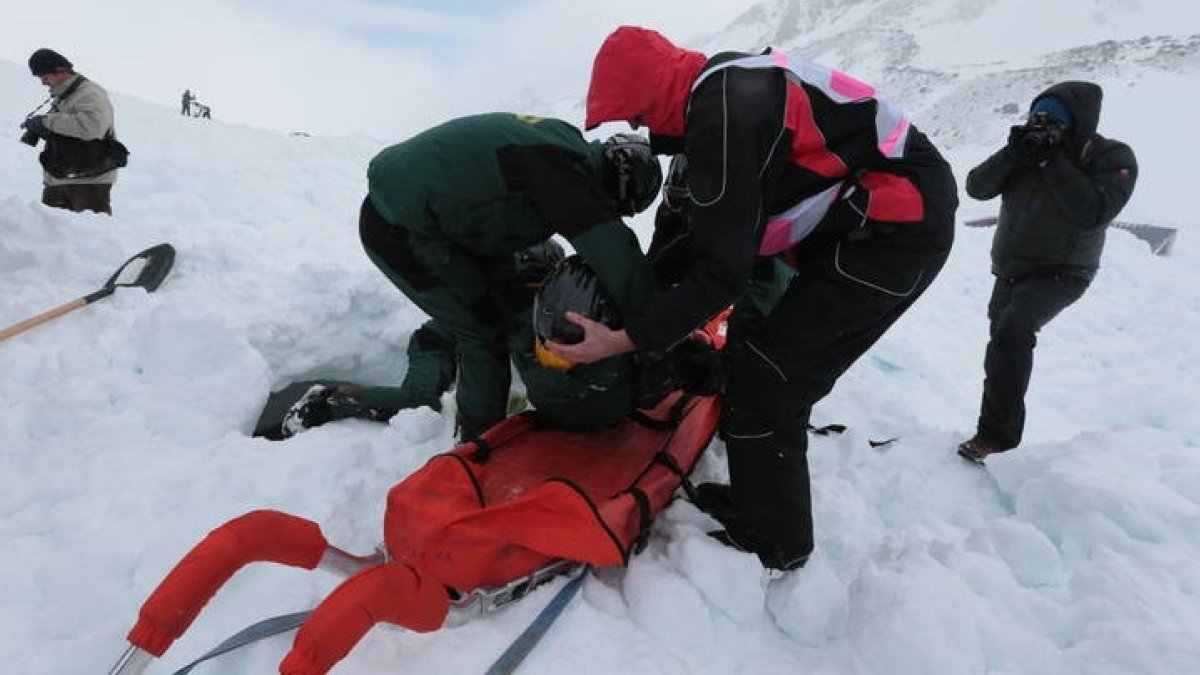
318, 544, 388, 577
106, 645, 153, 675
104, 541, 386, 675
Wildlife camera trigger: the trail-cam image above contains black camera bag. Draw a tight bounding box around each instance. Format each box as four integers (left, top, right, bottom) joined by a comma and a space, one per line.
36, 75, 130, 179
39, 131, 129, 179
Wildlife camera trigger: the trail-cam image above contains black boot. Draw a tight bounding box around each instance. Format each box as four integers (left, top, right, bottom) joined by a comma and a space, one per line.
957, 435, 997, 466
693, 483, 807, 570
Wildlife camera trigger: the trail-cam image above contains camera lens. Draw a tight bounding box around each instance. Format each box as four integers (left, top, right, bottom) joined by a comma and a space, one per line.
1020, 132, 1046, 154
19, 130, 39, 146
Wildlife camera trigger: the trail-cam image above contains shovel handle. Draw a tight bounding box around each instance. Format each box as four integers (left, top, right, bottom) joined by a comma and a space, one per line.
0, 242, 172, 344
0, 297, 87, 342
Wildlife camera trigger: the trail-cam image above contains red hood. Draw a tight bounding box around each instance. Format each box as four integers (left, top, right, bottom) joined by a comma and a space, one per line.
585, 26, 707, 137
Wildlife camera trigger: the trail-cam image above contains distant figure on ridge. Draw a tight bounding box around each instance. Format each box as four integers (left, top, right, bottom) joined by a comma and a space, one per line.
181, 89, 194, 116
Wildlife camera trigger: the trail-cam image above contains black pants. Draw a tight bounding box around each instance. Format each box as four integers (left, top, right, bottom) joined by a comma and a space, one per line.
723, 233, 951, 569
43, 184, 112, 215
977, 274, 1089, 450
722, 149, 958, 569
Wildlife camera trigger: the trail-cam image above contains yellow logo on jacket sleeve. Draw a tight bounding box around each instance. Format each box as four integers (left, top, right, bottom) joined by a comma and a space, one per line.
515, 114, 544, 125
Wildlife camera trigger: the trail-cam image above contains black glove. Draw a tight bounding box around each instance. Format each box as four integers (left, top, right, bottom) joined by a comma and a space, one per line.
21, 115, 46, 137
635, 338, 724, 407
1006, 124, 1066, 165
1004, 126, 1039, 165
669, 339, 724, 396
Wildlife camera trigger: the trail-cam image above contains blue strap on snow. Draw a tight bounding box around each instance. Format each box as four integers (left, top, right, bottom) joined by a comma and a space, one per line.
484, 568, 587, 675
167, 568, 585, 674
170, 610, 311, 675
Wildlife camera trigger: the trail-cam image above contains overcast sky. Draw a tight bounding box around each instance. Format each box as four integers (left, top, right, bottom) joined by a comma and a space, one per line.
0, 0, 753, 138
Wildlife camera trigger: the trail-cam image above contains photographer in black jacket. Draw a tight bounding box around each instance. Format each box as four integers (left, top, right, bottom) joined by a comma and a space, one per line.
958, 81, 1138, 464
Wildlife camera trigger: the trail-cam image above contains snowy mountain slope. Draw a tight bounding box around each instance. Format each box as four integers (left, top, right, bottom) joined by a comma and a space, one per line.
2, 3, 1200, 674
699, 0, 1200, 144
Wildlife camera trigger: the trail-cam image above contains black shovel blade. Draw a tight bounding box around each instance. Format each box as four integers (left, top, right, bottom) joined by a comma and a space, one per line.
104, 243, 176, 292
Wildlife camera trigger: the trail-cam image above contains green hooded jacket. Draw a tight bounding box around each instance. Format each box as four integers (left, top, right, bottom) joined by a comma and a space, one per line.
367, 113, 654, 317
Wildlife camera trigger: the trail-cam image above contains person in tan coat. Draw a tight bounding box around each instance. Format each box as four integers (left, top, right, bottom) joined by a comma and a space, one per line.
21, 48, 122, 214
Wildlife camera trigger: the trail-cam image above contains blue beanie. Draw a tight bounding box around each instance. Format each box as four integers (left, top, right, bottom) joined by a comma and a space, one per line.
1030, 96, 1072, 126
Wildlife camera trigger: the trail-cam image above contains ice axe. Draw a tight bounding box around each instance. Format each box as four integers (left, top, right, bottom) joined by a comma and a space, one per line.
0, 243, 176, 343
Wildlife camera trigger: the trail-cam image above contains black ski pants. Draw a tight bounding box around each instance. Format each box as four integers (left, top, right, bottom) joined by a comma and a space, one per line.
977, 274, 1089, 450
722, 153, 957, 570
723, 232, 951, 570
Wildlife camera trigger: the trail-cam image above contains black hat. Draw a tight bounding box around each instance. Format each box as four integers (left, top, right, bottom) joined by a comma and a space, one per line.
28, 49, 73, 76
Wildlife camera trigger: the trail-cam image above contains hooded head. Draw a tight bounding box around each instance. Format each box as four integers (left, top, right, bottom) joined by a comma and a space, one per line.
585, 26, 708, 138
1029, 97, 1072, 127
1030, 81, 1103, 148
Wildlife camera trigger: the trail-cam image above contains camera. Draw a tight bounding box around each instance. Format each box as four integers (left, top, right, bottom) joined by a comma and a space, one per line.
1018, 112, 1065, 155
20, 129, 39, 146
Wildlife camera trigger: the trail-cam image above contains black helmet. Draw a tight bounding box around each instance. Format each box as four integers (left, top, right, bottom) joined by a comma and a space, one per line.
533, 255, 620, 346
513, 238, 566, 285
601, 133, 663, 216
661, 154, 689, 211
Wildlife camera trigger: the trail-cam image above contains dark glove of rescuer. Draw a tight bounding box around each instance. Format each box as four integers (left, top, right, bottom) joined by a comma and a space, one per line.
635, 338, 725, 407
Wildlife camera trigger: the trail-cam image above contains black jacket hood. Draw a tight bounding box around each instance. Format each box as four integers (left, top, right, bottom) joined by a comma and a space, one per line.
1031, 81, 1103, 147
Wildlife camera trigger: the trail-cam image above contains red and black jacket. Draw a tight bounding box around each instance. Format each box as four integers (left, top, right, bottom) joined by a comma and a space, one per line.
586, 26, 956, 357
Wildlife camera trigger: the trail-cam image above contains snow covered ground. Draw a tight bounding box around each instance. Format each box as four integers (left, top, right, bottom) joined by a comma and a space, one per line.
2, 4, 1200, 673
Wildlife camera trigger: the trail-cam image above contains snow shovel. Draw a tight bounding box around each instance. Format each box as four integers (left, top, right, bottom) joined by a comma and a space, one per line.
0, 242, 176, 343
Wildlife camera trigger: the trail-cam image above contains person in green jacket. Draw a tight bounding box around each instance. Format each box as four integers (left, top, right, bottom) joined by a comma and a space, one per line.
284, 113, 662, 440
